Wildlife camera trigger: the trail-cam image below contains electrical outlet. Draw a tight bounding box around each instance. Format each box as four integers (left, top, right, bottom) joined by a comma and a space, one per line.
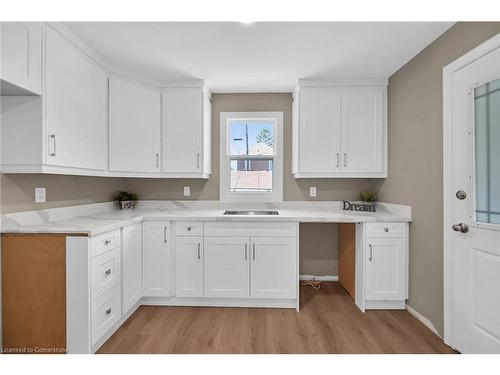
35, 188, 46, 203
183, 186, 191, 197
309, 187, 317, 198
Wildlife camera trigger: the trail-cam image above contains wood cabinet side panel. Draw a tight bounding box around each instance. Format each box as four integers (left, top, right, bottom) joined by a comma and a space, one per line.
338, 223, 355, 298
1, 234, 67, 353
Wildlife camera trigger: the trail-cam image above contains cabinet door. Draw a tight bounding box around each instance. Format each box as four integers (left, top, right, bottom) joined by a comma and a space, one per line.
175, 236, 203, 297
204, 237, 250, 298
365, 237, 406, 301
109, 77, 161, 173
142, 221, 171, 297
298, 88, 341, 174
44, 27, 107, 170
1, 22, 42, 95
340, 88, 384, 174
162, 88, 203, 174
250, 237, 297, 299
121, 223, 142, 312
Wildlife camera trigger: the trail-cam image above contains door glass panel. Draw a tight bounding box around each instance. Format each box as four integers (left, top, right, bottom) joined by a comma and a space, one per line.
474, 78, 500, 224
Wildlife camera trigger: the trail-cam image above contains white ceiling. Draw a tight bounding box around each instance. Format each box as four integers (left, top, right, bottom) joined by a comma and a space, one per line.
64, 22, 454, 92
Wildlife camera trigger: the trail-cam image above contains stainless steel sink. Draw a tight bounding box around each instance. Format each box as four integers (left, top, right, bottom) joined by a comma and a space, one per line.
223, 210, 279, 216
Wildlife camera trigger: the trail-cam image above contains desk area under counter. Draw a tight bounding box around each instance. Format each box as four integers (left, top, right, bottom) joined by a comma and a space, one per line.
1, 201, 411, 353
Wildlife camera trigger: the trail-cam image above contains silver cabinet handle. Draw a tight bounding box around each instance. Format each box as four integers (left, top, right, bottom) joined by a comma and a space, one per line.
369, 244, 373, 261
105, 268, 111, 275
187, 226, 192, 231
49, 134, 56, 156
105, 239, 111, 245
244, 244, 248, 260
336, 153, 340, 168
343, 153, 347, 168
252, 244, 256, 261
155, 153, 159, 168
197, 243, 201, 260
196, 153, 200, 169
163, 227, 168, 243
105, 308, 112, 315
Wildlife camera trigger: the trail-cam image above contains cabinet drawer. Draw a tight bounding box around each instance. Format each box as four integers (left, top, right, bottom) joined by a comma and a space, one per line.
91, 286, 121, 345
365, 222, 406, 238
91, 229, 121, 258
175, 221, 203, 236
91, 247, 121, 300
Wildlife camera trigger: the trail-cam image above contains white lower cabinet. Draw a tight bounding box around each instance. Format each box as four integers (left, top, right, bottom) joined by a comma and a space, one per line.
250, 237, 297, 299
365, 237, 406, 301
142, 221, 171, 297
204, 237, 250, 298
91, 286, 121, 345
121, 223, 143, 313
175, 236, 204, 297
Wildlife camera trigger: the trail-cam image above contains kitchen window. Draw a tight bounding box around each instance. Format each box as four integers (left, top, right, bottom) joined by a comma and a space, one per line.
220, 112, 283, 202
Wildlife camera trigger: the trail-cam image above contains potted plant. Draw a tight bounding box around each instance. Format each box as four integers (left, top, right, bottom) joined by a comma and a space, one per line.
114, 190, 138, 210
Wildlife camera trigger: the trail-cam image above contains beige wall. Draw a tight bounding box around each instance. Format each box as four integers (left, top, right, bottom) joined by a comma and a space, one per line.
0, 174, 124, 213
377, 22, 500, 336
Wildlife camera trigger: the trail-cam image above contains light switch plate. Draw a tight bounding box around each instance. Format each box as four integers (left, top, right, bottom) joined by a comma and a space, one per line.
309, 187, 317, 198
35, 188, 46, 203
183, 186, 191, 197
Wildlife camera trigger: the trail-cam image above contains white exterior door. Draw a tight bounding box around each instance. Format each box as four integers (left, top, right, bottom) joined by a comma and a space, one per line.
175, 236, 203, 297
204, 237, 250, 298
250, 237, 297, 299
341, 88, 384, 174
44, 27, 107, 170
445, 36, 500, 353
162, 88, 203, 174
298, 88, 341, 174
109, 77, 161, 173
365, 238, 406, 301
121, 223, 142, 312
142, 221, 171, 297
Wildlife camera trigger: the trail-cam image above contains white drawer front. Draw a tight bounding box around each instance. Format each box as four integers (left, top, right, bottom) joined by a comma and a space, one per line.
365, 222, 406, 238
204, 221, 297, 237
91, 229, 121, 258
91, 286, 121, 345
175, 221, 203, 236
91, 247, 121, 300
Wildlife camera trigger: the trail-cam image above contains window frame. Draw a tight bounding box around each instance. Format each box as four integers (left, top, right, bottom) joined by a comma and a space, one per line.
219, 111, 283, 202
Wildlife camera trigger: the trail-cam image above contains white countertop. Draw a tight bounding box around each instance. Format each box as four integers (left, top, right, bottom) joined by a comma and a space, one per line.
1, 200, 412, 236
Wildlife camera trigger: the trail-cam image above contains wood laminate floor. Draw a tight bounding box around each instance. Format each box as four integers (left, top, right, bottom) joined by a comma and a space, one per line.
97, 282, 456, 354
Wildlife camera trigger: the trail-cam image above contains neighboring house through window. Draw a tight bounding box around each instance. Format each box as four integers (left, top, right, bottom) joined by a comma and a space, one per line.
220, 112, 283, 201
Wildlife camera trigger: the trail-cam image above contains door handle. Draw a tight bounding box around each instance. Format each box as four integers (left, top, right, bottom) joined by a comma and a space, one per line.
156, 153, 159, 168
252, 244, 256, 261
196, 153, 200, 169
244, 244, 248, 260
369, 244, 373, 261
49, 134, 56, 156
452, 223, 469, 233
105, 268, 111, 275
197, 243, 201, 260
336, 153, 340, 168
343, 153, 347, 168
163, 227, 168, 243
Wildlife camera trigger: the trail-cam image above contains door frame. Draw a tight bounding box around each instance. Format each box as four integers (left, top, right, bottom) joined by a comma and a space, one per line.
442, 33, 500, 348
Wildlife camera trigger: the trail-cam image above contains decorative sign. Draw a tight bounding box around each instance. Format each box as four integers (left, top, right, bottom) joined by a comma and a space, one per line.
343, 200, 376, 212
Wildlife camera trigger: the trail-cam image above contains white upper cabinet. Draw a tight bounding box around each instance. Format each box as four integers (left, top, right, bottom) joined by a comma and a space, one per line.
44, 27, 108, 171
341, 88, 384, 174
293, 82, 387, 178
162, 88, 211, 178
298, 87, 341, 174
1, 22, 42, 95
109, 77, 161, 174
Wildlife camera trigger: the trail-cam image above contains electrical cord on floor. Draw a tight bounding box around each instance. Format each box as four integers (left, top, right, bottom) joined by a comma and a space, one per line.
300, 279, 322, 289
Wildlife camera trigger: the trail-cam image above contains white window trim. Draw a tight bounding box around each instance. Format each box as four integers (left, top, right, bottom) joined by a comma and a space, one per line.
220, 111, 283, 202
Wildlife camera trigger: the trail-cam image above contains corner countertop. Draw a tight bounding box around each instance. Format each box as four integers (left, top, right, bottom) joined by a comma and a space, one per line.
1, 200, 412, 236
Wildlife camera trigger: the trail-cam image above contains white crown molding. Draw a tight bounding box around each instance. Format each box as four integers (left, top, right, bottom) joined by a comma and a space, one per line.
297, 77, 388, 87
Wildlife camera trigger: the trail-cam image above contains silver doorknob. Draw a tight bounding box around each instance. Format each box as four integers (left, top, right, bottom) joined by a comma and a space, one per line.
452, 223, 469, 233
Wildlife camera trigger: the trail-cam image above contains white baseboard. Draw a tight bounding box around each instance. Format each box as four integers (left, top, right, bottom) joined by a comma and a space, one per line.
300, 275, 338, 281
406, 304, 441, 338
